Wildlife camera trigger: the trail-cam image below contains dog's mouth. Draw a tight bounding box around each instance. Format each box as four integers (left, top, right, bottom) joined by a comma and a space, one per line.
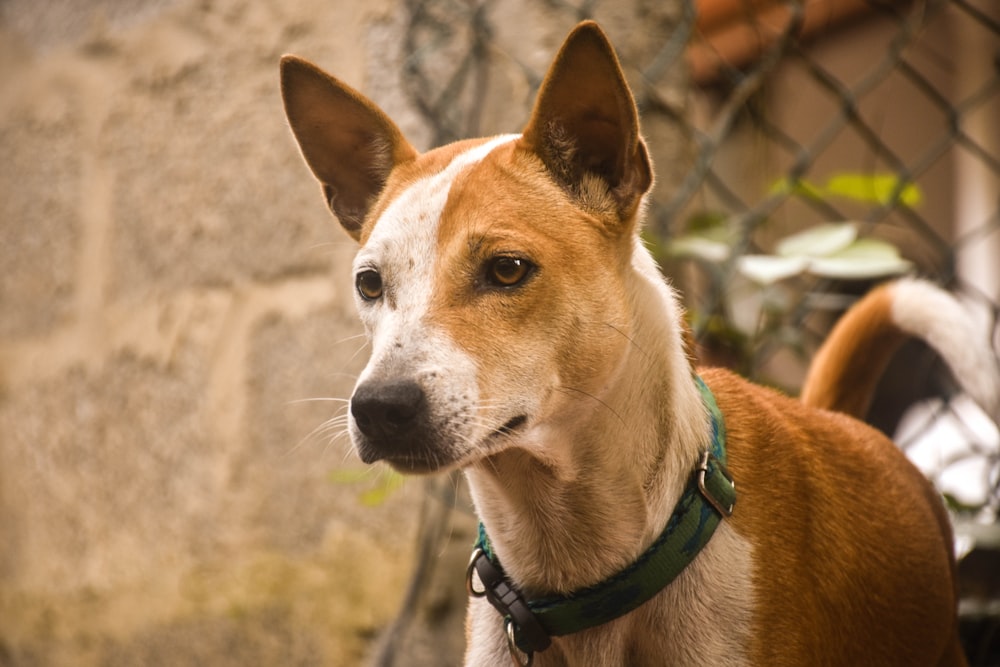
494, 414, 528, 437
362, 414, 530, 474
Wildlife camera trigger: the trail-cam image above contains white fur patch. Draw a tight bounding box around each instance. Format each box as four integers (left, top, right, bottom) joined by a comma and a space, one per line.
355, 135, 517, 305
349, 135, 519, 465
353, 134, 518, 357
891, 278, 1000, 417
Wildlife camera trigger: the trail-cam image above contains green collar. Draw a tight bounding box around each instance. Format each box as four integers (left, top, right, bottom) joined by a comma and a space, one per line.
467, 376, 735, 664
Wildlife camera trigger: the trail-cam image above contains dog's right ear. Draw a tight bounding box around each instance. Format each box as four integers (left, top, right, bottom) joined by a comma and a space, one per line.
280, 56, 417, 241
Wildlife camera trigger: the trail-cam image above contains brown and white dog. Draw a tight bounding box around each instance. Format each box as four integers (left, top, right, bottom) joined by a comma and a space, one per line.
280, 21, 998, 667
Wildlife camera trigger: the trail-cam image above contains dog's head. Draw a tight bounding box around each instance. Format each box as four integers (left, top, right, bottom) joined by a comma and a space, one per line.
281, 22, 653, 473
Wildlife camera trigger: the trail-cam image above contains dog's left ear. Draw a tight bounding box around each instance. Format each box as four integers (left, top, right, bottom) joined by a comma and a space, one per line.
521, 21, 652, 225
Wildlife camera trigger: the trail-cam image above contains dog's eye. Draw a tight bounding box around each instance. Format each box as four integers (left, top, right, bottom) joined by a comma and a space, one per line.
486, 256, 533, 288
356, 269, 384, 301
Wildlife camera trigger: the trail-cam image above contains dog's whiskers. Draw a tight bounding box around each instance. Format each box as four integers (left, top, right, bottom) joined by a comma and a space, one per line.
287, 396, 350, 406
344, 339, 371, 367
331, 331, 368, 346
306, 239, 360, 254
286, 409, 351, 458
555, 385, 625, 425
313, 417, 356, 463
603, 321, 649, 359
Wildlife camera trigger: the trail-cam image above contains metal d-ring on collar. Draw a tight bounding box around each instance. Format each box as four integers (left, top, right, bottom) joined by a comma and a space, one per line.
465, 375, 735, 666
467, 546, 546, 666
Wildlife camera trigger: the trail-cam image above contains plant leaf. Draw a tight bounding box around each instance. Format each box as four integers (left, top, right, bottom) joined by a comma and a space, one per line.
330, 467, 407, 507
359, 471, 406, 507
806, 239, 912, 279
329, 469, 376, 484
668, 235, 731, 263
684, 211, 730, 233
775, 222, 857, 258
736, 255, 808, 285
769, 177, 825, 201
824, 174, 923, 207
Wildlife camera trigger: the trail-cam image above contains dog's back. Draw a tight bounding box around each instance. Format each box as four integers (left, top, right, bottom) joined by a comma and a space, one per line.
706, 367, 965, 665
777, 277, 999, 666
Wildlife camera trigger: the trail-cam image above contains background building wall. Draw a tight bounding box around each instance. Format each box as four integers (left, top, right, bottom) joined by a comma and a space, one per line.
0, 1, 425, 664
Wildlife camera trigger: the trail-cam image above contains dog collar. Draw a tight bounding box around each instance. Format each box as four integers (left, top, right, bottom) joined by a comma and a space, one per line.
466, 376, 735, 664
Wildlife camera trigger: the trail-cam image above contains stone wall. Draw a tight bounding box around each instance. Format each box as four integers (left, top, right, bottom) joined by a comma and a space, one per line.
0, 1, 688, 664
0, 1, 429, 664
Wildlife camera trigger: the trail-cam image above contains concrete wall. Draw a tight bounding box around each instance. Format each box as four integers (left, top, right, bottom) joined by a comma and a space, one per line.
0, 1, 425, 664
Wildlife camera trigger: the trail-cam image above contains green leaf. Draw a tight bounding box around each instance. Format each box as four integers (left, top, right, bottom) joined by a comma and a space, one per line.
328, 468, 377, 484
684, 211, 730, 233
668, 235, 731, 263
736, 255, 808, 285
807, 239, 912, 279
359, 472, 406, 507
824, 174, 923, 207
769, 177, 825, 201
943, 493, 983, 515
329, 467, 407, 506
775, 222, 857, 258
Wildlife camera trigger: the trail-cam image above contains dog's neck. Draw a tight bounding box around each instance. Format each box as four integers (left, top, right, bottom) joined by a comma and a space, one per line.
464, 239, 709, 596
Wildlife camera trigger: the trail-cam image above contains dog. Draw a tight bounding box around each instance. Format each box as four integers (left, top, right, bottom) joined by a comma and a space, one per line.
280, 21, 999, 666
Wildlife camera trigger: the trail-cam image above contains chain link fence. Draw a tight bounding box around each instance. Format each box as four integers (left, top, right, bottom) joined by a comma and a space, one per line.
382, 0, 1000, 663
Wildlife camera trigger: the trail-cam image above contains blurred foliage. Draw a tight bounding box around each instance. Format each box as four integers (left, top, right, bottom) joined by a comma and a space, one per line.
329, 468, 407, 507
657, 173, 921, 383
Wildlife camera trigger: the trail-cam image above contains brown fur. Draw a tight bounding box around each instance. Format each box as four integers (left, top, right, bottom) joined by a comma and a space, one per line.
800, 284, 904, 418
713, 368, 962, 665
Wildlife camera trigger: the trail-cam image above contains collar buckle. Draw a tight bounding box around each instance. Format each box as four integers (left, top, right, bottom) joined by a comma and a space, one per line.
468, 547, 551, 659
697, 449, 736, 517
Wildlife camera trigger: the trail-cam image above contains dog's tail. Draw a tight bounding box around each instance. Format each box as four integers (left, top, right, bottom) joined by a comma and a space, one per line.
800, 278, 1000, 421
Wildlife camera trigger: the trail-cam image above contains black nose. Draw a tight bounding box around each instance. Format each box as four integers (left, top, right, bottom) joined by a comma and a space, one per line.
351, 380, 426, 442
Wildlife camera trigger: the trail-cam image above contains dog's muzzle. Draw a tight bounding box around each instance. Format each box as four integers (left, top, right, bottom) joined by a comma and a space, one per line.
350, 378, 452, 472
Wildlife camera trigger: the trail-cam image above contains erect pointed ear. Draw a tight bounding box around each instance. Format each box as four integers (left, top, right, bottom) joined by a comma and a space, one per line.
521, 21, 652, 224
280, 55, 418, 241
